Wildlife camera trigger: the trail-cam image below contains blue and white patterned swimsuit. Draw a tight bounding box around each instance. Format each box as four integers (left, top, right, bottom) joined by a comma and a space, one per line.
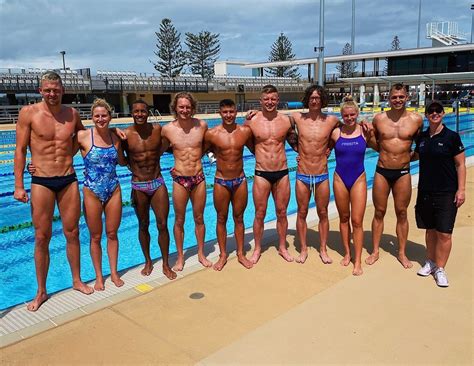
83, 129, 119, 203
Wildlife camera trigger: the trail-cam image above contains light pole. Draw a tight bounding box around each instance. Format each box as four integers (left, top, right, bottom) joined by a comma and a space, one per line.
59, 51, 66, 71
351, 0, 355, 53
471, 4, 474, 43
317, 0, 325, 86
417, 0, 422, 48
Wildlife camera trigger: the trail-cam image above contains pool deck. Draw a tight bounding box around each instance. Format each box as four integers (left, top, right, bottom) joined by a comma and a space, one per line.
1, 161, 473, 365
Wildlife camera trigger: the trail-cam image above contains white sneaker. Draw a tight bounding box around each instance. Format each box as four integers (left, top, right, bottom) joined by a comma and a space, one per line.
417, 260, 436, 276
434, 268, 449, 287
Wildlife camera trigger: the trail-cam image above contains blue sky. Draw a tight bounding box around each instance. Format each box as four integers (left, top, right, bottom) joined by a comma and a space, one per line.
0, 0, 472, 75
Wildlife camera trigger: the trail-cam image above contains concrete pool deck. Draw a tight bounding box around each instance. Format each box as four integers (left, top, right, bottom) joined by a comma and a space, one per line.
1, 164, 472, 365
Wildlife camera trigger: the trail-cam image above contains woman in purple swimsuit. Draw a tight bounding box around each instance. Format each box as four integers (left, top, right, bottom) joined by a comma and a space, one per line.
330, 96, 377, 275
77, 99, 127, 290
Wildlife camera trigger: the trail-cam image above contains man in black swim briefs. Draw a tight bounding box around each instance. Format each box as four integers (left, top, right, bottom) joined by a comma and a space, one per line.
14, 71, 94, 311
244, 85, 298, 264
367, 83, 423, 269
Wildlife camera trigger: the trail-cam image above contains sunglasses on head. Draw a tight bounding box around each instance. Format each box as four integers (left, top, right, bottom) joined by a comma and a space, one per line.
427, 106, 443, 114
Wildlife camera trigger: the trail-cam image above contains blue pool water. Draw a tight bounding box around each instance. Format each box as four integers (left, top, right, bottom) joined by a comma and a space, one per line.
1, 114, 473, 310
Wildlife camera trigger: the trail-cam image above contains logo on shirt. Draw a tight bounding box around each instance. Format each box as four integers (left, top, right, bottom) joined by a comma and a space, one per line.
438, 142, 444, 146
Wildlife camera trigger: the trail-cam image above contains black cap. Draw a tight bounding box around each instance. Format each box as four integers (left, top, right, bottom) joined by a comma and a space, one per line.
425, 100, 444, 114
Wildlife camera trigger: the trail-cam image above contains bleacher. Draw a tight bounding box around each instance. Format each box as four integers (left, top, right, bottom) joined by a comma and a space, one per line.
0, 105, 21, 124
196, 100, 268, 114
213, 75, 304, 93
0, 68, 308, 123
94, 71, 304, 93
1, 67, 306, 95
0, 68, 91, 92
0, 104, 110, 124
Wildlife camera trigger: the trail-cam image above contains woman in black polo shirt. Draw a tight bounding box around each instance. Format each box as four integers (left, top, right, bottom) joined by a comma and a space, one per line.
414, 101, 466, 287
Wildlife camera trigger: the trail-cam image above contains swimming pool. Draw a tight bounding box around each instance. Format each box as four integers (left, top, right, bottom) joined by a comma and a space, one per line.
1, 114, 473, 310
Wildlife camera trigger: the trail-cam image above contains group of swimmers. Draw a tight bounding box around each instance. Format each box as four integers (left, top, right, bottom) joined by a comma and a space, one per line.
13, 71, 466, 312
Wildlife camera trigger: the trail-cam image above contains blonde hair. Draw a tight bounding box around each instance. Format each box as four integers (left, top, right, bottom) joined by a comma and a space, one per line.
170, 92, 197, 117
40, 71, 63, 86
91, 98, 113, 116
340, 95, 359, 113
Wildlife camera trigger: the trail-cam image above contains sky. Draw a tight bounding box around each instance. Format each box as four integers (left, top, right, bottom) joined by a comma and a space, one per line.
0, 0, 472, 76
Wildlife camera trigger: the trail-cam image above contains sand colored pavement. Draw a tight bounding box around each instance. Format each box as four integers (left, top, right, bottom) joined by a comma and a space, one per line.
1, 168, 473, 365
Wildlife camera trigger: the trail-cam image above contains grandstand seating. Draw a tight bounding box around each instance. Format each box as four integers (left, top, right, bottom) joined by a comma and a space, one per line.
1, 67, 306, 95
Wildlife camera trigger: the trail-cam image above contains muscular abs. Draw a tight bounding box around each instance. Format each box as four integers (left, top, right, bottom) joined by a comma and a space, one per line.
208, 126, 249, 178
375, 113, 421, 169
164, 119, 206, 176
296, 114, 338, 175
125, 126, 163, 181
250, 116, 290, 171
29, 108, 77, 177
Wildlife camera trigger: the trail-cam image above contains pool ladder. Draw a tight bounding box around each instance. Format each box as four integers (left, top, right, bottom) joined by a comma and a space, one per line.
149, 109, 162, 124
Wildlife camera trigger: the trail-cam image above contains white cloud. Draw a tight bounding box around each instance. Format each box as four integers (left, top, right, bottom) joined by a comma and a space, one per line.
113, 17, 149, 26
0, 0, 471, 73
220, 33, 242, 41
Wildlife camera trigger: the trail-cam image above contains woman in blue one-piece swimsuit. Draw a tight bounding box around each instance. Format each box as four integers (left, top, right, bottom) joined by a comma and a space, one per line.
78, 99, 127, 290
330, 96, 378, 275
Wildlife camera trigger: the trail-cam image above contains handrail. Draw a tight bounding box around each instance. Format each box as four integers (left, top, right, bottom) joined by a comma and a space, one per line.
149, 109, 162, 123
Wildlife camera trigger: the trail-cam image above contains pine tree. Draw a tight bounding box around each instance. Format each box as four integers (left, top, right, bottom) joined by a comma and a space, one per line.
384, 35, 402, 73
266, 33, 300, 78
152, 18, 186, 77
336, 43, 357, 78
185, 31, 220, 78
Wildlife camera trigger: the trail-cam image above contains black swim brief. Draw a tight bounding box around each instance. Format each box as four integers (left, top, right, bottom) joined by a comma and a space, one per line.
254, 169, 289, 185
31, 173, 78, 193
375, 166, 410, 185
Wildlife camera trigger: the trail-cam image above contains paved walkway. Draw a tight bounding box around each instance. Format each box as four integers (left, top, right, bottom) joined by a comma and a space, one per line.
1, 168, 473, 365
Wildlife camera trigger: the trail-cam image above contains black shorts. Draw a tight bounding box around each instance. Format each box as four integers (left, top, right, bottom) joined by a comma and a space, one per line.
415, 191, 457, 234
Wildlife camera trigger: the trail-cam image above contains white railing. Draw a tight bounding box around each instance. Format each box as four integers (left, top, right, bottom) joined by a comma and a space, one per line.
426, 21, 467, 45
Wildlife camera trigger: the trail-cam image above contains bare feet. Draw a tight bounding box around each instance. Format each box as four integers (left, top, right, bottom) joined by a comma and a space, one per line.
141, 261, 154, 276
278, 248, 294, 262
398, 254, 413, 269
111, 274, 124, 288
295, 250, 308, 264
250, 249, 261, 264
199, 254, 213, 268
237, 254, 253, 269
319, 251, 333, 264
94, 278, 105, 291
213, 254, 228, 271
73, 280, 94, 295
352, 263, 363, 276
172, 257, 185, 272
163, 265, 177, 280
365, 252, 379, 265
340, 254, 351, 266
27, 292, 49, 312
